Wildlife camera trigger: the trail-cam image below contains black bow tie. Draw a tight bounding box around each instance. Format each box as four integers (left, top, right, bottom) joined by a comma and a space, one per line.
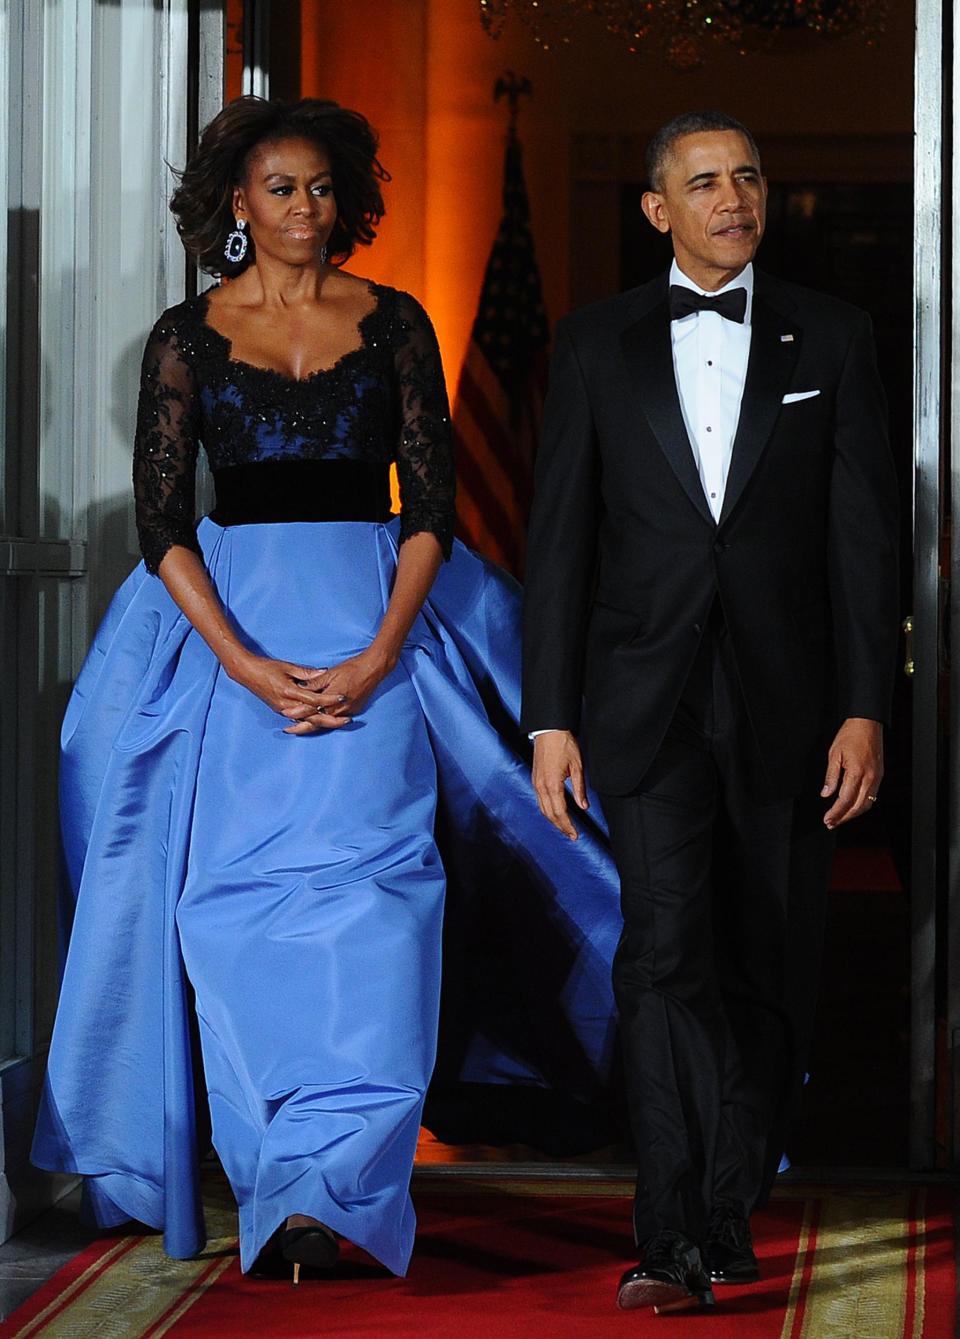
669, 285, 748, 324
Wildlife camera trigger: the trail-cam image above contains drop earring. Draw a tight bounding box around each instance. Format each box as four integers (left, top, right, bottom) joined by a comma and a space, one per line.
224, 218, 248, 264
320, 243, 328, 264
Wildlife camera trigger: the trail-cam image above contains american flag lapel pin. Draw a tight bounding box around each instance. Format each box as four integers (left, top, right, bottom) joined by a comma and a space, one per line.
781, 334, 794, 342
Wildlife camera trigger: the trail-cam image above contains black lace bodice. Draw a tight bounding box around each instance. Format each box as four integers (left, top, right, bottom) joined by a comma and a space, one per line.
132, 282, 456, 574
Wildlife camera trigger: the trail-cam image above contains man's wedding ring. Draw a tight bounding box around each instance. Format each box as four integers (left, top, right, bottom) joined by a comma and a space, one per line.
867, 794, 878, 803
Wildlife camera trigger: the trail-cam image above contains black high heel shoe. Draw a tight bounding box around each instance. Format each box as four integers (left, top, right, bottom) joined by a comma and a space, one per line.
282, 1221, 339, 1285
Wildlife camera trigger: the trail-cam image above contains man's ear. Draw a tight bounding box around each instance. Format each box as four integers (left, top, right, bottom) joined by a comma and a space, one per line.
641, 191, 671, 235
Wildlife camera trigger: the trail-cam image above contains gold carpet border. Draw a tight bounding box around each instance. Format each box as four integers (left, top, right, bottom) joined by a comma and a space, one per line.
144, 1254, 237, 1339
779, 1188, 928, 1339
10, 1236, 136, 1339
911, 1187, 926, 1339
11, 1202, 238, 1339
780, 1196, 818, 1339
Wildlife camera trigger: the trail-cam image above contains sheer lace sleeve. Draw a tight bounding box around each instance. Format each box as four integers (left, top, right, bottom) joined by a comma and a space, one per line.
392, 292, 456, 559
133, 310, 203, 574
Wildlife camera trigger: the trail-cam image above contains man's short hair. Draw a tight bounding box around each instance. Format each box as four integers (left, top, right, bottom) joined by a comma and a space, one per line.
645, 111, 761, 192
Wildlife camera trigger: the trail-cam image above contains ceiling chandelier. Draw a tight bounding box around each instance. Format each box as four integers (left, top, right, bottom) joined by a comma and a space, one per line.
478, 1, 888, 71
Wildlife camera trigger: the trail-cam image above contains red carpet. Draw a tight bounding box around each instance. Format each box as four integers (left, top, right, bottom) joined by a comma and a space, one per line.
3, 1179, 954, 1338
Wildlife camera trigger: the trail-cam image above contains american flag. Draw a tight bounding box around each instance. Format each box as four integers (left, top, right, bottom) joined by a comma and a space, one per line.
452, 129, 549, 578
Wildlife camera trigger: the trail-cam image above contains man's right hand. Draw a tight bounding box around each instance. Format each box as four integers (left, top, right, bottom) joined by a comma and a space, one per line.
532, 730, 590, 841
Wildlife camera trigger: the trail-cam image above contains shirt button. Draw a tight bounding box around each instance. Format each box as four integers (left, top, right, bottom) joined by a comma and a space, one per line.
710, 492, 717, 499
706, 426, 712, 433
707, 360, 713, 367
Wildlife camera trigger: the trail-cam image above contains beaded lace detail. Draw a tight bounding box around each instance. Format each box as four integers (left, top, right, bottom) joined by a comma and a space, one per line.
133, 283, 456, 573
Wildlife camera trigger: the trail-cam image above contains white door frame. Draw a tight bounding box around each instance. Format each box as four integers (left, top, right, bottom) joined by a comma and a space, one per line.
909, 0, 943, 1170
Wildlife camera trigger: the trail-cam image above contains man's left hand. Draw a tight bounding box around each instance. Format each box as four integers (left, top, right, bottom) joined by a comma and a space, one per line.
821, 717, 884, 829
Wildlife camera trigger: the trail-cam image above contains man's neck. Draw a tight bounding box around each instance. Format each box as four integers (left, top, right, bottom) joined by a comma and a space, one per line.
672, 258, 750, 294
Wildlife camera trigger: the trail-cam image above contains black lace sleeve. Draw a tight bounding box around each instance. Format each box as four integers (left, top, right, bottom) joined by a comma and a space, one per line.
132, 311, 203, 574
391, 292, 456, 559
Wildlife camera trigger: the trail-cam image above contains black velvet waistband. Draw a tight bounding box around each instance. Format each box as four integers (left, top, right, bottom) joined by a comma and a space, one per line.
210, 459, 393, 526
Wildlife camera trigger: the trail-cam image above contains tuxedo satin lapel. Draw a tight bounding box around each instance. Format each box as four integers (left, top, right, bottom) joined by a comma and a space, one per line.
720, 294, 801, 524
620, 302, 715, 528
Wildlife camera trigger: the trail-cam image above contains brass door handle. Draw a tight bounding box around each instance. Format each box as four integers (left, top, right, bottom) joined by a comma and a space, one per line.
903, 614, 914, 677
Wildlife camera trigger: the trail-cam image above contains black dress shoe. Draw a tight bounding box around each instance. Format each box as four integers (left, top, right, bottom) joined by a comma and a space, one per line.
703, 1201, 759, 1284
617, 1230, 716, 1314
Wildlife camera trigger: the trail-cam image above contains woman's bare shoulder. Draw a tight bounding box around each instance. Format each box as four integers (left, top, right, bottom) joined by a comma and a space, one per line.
329, 268, 376, 292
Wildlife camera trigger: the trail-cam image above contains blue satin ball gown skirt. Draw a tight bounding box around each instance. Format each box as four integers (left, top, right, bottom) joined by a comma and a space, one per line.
32, 518, 622, 1275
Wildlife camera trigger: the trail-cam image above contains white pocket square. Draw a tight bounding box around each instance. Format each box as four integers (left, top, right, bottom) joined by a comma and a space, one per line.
782, 390, 821, 404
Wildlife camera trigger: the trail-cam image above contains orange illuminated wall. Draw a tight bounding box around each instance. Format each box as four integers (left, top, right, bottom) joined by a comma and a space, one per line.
298, 1, 428, 302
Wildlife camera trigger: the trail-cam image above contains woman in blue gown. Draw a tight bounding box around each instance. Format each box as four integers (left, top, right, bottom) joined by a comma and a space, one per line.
32, 96, 622, 1281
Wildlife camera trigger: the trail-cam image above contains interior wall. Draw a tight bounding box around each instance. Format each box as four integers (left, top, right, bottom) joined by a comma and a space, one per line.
297, 0, 428, 302
292, 2, 913, 386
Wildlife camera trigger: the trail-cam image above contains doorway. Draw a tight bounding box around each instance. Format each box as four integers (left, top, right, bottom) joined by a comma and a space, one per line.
223, 0, 951, 1176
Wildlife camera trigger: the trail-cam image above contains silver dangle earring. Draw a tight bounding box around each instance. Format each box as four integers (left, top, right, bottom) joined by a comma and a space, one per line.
224, 218, 248, 264
320, 243, 328, 264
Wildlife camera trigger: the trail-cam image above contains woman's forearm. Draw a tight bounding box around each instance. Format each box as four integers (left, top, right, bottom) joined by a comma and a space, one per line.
157, 545, 251, 676
368, 531, 443, 669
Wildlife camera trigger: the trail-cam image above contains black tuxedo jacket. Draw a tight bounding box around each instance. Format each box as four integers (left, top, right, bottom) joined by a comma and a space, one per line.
521, 268, 900, 797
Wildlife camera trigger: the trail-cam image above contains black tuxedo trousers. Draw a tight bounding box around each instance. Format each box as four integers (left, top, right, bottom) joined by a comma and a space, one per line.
602, 604, 833, 1242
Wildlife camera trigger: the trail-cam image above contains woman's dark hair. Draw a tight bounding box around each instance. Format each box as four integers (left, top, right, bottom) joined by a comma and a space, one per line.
170, 96, 390, 274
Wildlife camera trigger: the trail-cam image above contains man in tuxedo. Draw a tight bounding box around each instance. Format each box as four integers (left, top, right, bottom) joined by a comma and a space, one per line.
521, 111, 898, 1314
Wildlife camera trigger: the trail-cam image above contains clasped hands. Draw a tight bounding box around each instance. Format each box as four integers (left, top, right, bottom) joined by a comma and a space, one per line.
226, 647, 394, 734
532, 716, 884, 840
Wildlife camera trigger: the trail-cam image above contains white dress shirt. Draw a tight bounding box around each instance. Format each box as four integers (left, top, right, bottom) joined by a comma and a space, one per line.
530, 261, 753, 739
669, 258, 753, 523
